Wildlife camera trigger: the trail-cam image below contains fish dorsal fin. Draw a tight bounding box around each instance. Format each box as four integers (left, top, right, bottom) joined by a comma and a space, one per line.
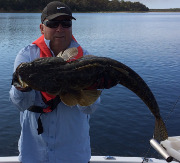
60, 89, 101, 106
57, 47, 78, 61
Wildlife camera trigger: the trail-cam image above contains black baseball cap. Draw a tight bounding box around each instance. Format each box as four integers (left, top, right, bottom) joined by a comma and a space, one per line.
41, 1, 76, 23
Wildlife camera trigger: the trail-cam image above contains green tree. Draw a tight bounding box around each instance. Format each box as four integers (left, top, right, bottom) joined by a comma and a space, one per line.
0, 0, 149, 12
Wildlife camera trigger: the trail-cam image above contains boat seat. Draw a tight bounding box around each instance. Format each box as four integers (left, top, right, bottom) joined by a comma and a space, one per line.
161, 136, 180, 162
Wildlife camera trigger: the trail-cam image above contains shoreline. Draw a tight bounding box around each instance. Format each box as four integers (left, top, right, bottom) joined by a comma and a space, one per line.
0, 9, 180, 13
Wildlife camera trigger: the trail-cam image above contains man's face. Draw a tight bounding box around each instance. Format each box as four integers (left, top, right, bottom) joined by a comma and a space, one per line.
40, 16, 72, 52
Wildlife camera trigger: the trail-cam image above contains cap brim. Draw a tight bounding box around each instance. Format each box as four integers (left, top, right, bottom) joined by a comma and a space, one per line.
46, 13, 76, 21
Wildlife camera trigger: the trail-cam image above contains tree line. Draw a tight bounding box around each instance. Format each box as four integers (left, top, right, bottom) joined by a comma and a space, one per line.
0, 0, 149, 12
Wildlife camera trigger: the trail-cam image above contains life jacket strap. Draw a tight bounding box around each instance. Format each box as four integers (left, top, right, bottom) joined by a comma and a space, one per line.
37, 114, 43, 135
27, 96, 61, 135
27, 95, 61, 113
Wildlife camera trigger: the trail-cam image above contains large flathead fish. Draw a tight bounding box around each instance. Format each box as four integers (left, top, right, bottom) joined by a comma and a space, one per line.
13, 51, 168, 141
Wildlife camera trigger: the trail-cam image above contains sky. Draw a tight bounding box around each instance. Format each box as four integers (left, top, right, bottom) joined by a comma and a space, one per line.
125, 0, 180, 9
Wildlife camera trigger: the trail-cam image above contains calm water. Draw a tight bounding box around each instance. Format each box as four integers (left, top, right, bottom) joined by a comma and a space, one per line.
0, 12, 180, 159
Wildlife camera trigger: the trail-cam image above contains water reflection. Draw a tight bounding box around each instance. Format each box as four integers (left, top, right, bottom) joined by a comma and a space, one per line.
0, 12, 180, 157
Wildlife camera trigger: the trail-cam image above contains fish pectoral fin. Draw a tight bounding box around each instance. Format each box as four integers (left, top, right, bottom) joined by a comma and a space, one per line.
77, 90, 102, 106
60, 91, 81, 106
60, 89, 101, 107
57, 47, 78, 61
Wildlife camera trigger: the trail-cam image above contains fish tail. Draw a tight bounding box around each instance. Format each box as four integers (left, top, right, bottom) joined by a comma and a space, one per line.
154, 117, 168, 142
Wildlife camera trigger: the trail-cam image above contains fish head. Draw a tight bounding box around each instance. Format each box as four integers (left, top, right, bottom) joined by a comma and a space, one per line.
12, 63, 29, 88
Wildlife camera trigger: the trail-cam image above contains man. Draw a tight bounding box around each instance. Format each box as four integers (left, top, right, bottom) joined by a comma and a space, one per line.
9, 1, 100, 163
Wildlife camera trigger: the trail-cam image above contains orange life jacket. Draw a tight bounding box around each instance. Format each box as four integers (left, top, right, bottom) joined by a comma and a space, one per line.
32, 34, 83, 112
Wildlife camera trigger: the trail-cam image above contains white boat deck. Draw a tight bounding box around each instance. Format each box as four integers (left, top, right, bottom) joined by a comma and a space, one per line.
0, 137, 179, 163
0, 156, 179, 163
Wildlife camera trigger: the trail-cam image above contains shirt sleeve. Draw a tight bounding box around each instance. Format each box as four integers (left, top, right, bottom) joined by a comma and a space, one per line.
9, 45, 39, 111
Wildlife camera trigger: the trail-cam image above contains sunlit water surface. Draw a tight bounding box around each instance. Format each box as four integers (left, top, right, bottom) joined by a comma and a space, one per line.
0, 12, 180, 158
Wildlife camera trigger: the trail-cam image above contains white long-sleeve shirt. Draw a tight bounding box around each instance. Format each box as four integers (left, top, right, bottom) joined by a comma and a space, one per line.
9, 37, 100, 163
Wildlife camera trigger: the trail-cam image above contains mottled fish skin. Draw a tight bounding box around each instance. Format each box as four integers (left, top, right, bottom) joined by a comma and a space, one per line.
15, 56, 168, 141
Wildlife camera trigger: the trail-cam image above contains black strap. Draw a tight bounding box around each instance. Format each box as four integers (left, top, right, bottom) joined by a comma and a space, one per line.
27, 106, 45, 113
37, 114, 43, 135
27, 95, 61, 135
27, 95, 61, 113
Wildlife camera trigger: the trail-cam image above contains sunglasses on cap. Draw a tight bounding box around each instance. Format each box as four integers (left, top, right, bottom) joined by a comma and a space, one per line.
43, 20, 72, 28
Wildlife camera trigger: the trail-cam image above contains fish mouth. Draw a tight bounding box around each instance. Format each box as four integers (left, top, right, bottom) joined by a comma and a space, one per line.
15, 63, 29, 88
18, 75, 28, 88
